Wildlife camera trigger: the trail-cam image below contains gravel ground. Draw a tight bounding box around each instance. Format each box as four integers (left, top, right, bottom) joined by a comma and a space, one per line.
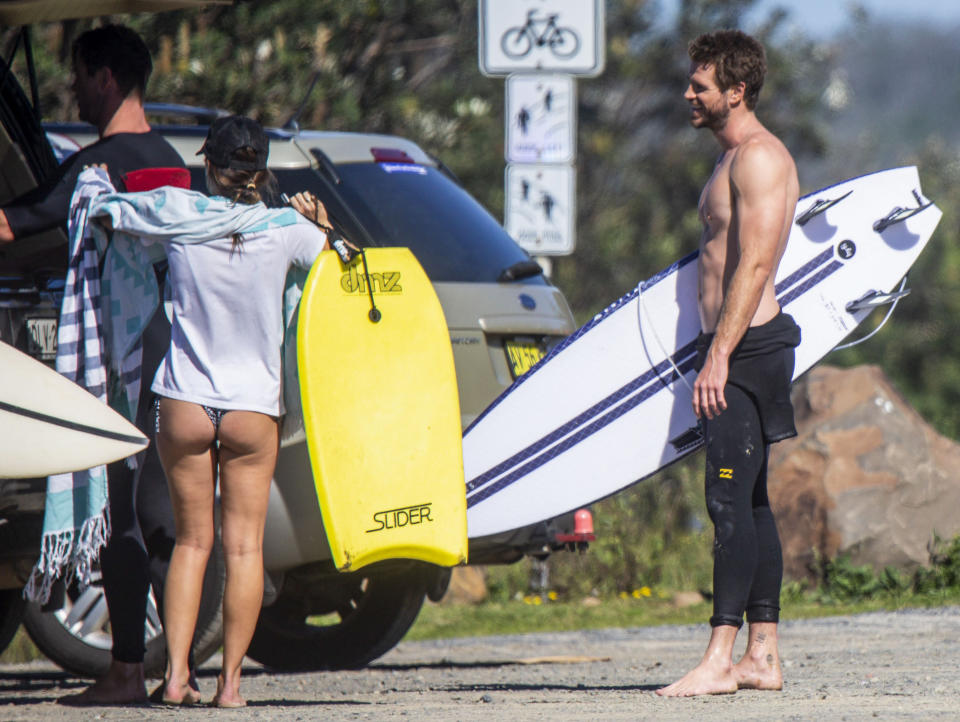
2, 606, 959, 720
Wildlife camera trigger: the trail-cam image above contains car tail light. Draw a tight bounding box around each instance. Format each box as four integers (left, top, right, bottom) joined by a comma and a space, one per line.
371, 147, 415, 163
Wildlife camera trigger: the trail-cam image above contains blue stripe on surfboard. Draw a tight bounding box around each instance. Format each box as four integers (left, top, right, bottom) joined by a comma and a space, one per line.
467, 356, 699, 508
465, 252, 847, 508
462, 252, 699, 437
774, 248, 834, 296
466, 340, 698, 495
776, 260, 843, 308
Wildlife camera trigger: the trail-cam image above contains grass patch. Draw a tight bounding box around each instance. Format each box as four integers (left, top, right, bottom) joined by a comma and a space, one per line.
0, 627, 41, 665
408, 595, 709, 641
409, 587, 960, 642
408, 534, 960, 642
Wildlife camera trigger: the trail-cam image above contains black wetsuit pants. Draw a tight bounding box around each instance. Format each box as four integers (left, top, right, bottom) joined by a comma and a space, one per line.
100, 304, 188, 665
702, 383, 783, 628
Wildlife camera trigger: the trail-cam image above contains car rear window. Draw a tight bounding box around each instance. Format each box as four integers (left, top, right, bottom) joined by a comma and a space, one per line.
275, 162, 544, 285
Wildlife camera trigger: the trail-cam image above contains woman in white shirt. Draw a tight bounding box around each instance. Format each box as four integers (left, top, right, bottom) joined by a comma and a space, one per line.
156, 116, 329, 708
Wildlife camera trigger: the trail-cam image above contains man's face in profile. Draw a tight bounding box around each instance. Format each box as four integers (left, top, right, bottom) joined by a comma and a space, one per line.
684, 62, 731, 131
71, 57, 102, 126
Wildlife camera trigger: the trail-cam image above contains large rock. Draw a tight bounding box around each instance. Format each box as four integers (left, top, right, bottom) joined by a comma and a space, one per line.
768, 365, 960, 581
439, 566, 488, 605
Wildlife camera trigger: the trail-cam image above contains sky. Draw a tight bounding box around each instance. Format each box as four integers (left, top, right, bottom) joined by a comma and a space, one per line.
666, 0, 960, 38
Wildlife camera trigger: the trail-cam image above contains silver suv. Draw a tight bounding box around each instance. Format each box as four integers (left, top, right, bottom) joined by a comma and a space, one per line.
2, 41, 585, 672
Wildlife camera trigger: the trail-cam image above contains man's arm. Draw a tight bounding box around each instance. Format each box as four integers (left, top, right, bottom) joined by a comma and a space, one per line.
693, 140, 791, 419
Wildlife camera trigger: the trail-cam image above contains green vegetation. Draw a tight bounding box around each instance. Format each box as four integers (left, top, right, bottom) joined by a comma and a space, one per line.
409, 533, 960, 641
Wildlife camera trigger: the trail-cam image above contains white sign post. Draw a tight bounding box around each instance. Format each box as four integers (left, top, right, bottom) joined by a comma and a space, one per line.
505, 164, 575, 255
479, 0, 605, 77
505, 74, 576, 164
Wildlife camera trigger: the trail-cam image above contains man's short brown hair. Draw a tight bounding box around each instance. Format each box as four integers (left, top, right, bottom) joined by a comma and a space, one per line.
688, 30, 766, 110
73, 24, 152, 99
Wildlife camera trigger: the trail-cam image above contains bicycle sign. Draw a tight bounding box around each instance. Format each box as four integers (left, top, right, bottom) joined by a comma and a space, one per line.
479, 0, 605, 77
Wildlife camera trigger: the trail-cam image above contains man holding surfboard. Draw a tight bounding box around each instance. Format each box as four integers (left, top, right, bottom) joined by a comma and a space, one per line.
1, 26, 190, 706
657, 30, 801, 698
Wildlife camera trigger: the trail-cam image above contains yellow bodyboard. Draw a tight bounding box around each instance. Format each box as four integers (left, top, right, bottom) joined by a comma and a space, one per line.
297, 248, 467, 571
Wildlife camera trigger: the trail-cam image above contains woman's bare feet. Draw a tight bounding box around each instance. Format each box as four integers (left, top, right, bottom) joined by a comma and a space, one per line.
57, 660, 147, 706
211, 673, 246, 708
160, 679, 202, 706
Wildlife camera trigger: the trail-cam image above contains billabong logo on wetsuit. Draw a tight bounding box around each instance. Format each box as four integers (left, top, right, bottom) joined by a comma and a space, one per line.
366, 502, 433, 533
718, 468, 733, 479
340, 267, 403, 295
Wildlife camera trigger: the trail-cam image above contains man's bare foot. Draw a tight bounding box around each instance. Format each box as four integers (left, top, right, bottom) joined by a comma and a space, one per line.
734, 622, 783, 690
656, 660, 738, 697
210, 673, 246, 708
657, 624, 740, 697
734, 655, 783, 690
57, 660, 147, 706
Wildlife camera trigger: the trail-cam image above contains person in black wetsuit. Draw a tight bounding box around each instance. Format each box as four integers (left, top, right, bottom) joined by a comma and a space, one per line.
657, 30, 801, 698
1, 25, 192, 706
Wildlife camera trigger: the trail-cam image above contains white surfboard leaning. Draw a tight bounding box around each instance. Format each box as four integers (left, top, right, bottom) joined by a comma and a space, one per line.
0, 340, 148, 478
464, 166, 941, 538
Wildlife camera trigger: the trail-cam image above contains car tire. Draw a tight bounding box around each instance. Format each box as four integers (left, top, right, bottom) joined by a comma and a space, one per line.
246, 562, 428, 671
22, 543, 225, 679
0, 588, 26, 655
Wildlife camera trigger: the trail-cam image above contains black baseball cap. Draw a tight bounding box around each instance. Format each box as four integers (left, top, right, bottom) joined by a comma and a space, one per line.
197, 115, 268, 171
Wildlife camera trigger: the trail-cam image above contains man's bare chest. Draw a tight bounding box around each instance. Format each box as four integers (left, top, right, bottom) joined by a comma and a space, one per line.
699, 156, 734, 232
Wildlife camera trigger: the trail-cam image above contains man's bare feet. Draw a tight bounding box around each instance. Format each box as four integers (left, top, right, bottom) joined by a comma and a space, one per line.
210, 672, 246, 708
57, 660, 147, 706
733, 622, 783, 690
657, 624, 740, 697
656, 660, 738, 697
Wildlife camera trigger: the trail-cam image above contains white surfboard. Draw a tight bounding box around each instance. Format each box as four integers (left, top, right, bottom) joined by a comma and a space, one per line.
464, 166, 941, 538
0, 341, 148, 478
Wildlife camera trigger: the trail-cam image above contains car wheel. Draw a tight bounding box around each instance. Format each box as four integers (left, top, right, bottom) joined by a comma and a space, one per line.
22, 545, 225, 679
0, 588, 26, 655
246, 562, 428, 671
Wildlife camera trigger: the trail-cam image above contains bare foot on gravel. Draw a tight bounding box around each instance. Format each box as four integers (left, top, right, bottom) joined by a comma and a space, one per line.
734, 622, 783, 690
734, 658, 783, 690
57, 660, 148, 706
211, 673, 247, 708
656, 661, 738, 697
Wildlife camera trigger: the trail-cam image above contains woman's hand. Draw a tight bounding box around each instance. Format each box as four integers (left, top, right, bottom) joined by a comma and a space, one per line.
289, 191, 332, 230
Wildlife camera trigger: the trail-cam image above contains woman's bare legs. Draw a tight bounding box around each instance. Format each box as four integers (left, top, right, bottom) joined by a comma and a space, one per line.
156, 398, 216, 704
211, 410, 279, 708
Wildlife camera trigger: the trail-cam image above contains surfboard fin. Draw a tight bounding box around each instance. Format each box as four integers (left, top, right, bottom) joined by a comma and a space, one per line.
795, 190, 853, 226
873, 193, 934, 233
845, 286, 911, 313
669, 423, 704, 453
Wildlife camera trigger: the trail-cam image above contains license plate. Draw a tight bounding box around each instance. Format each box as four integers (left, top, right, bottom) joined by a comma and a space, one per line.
504, 340, 544, 379
26, 317, 58, 360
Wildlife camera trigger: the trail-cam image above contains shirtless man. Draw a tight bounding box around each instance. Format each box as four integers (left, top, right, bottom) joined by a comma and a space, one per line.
656, 30, 802, 698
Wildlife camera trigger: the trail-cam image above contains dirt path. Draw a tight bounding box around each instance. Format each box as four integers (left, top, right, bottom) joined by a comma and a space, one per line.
2, 606, 958, 720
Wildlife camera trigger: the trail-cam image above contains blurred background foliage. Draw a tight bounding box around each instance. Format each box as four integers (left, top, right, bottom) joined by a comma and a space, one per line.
5, 0, 960, 596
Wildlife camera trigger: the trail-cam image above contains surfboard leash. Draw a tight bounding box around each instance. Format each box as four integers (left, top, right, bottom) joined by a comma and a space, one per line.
357, 249, 382, 323
636, 281, 695, 395
834, 276, 909, 351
